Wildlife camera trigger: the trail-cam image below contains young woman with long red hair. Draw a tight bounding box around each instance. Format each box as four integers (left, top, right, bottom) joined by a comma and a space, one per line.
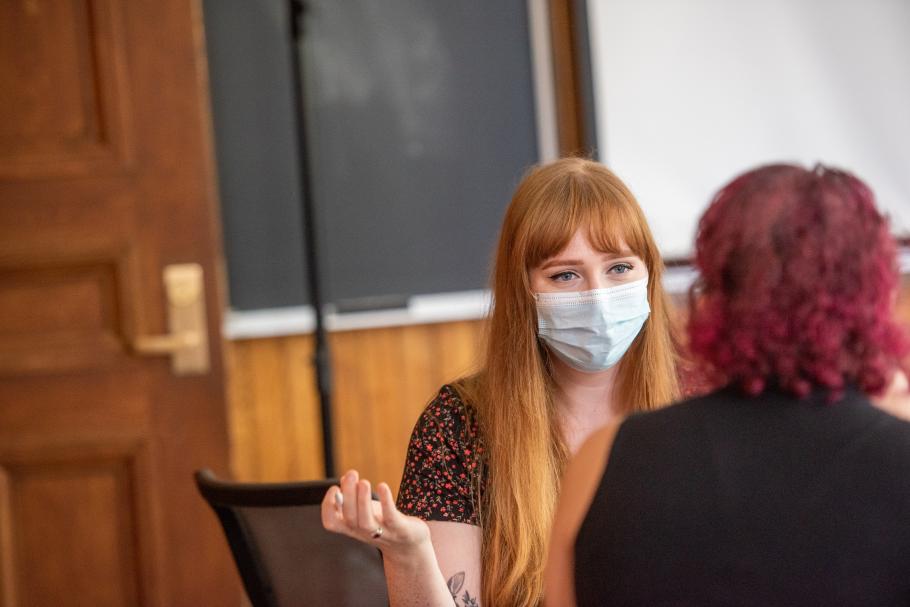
321, 157, 680, 606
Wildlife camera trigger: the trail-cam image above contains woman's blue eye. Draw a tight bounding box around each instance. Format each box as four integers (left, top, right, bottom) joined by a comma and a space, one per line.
550, 271, 577, 282
610, 263, 633, 274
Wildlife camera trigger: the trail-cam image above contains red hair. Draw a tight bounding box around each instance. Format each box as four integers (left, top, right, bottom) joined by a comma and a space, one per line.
688, 164, 907, 398
455, 157, 679, 605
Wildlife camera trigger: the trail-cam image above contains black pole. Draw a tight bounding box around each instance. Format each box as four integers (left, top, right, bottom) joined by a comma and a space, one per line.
287, 0, 336, 478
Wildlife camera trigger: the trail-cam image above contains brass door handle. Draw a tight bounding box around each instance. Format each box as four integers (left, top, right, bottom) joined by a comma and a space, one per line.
133, 263, 210, 375
134, 331, 202, 354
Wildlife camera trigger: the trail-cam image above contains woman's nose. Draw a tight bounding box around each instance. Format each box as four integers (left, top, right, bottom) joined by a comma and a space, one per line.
588, 273, 609, 291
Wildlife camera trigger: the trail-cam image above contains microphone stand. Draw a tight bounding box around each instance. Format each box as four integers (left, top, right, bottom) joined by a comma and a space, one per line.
287, 0, 336, 478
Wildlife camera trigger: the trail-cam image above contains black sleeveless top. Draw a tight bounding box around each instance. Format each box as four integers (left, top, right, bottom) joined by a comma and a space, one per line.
574, 387, 910, 606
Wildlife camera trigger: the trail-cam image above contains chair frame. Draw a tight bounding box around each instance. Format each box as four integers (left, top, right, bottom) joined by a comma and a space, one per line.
195, 469, 358, 607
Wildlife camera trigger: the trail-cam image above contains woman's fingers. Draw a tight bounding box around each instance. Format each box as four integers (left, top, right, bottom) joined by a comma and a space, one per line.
376, 482, 402, 530
377, 482, 395, 512
320, 485, 345, 531
377, 482, 430, 545
321, 471, 413, 546
340, 470, 360, 531
356, 479, 381, 539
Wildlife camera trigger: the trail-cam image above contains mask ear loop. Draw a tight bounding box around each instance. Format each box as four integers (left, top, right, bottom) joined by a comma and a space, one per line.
536, 323, 557, 376
531, 287, 554, 373
539, 342, 565, 405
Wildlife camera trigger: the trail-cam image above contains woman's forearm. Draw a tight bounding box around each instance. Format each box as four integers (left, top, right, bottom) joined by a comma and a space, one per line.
383, 539, 459, 607
322, 474, 479, 605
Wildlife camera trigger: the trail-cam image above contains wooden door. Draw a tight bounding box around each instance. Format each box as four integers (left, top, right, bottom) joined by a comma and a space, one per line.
0, 1, 238, 605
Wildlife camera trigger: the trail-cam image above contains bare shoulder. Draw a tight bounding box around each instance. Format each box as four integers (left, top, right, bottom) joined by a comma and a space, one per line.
873, 370, 910, 422
560, 421, 623, 525
544, 421, 623, 607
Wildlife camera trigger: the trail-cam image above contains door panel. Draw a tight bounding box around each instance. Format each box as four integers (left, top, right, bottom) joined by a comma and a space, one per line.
1, 440, 154, 607
0, 0, 237, 605
0, 0, 132, 179
0, 257, 130, 374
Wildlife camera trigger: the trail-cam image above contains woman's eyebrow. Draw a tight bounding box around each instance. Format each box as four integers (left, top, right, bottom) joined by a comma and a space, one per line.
540, 258, 583, 270
539, 251, 637, 270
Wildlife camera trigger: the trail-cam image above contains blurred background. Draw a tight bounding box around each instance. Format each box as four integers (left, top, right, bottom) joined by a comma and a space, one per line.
2, 0, 908, 604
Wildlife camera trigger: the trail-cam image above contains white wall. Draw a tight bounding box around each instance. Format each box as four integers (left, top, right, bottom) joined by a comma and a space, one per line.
587, 0, 910, 259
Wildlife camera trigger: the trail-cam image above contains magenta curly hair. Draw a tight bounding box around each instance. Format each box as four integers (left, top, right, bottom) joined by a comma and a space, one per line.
688, 164, 908, 398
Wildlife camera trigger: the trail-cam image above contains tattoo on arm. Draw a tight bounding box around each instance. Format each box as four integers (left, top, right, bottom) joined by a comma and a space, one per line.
446, 572, 479, 607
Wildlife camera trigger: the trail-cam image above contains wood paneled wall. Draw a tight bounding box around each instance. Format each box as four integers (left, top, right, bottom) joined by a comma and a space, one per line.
226, 320, 485, 491
227, 277, 910, 492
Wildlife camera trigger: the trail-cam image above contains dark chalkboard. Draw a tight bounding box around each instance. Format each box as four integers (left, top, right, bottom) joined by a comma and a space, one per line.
204, 0, 541, 312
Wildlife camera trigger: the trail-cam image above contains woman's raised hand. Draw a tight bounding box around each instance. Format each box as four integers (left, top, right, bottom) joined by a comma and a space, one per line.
321, 469, 431, 557
323, 470, 471, 606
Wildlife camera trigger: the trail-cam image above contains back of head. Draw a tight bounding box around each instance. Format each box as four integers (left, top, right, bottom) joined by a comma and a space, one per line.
689, 163, 907, 397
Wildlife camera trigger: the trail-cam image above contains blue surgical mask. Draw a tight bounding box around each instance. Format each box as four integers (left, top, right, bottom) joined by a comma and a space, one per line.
535, 278, 650, 373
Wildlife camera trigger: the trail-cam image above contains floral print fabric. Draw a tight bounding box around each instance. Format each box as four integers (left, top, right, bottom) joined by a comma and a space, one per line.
396, 385, 484, 525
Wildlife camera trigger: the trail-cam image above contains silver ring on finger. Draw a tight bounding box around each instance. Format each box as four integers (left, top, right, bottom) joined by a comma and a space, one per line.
371, 526, 384, 539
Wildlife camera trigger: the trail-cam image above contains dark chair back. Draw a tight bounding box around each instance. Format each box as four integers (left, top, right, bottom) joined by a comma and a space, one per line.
195, 469, 389, 607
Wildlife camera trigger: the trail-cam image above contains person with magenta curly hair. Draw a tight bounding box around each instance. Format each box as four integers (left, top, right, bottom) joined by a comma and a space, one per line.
546, 164, 910, 606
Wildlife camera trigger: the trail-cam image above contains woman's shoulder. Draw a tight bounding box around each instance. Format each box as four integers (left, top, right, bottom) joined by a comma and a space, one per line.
411, 384, 480, 447
422, 384, 477, 419
398, 384, 485, 524
872, 370, 910, 423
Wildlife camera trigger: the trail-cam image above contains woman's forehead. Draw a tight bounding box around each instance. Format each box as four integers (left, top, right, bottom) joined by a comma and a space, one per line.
552, 230, 631, 256
537, 230, 638, 265
524, 203, 648, 268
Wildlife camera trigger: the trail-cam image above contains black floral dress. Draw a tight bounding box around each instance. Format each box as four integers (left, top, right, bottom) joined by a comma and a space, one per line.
396, 385, 485, 525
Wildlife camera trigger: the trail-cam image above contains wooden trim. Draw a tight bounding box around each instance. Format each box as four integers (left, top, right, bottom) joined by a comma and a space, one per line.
0, 466, 17, 606
548, 0, 586, 156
